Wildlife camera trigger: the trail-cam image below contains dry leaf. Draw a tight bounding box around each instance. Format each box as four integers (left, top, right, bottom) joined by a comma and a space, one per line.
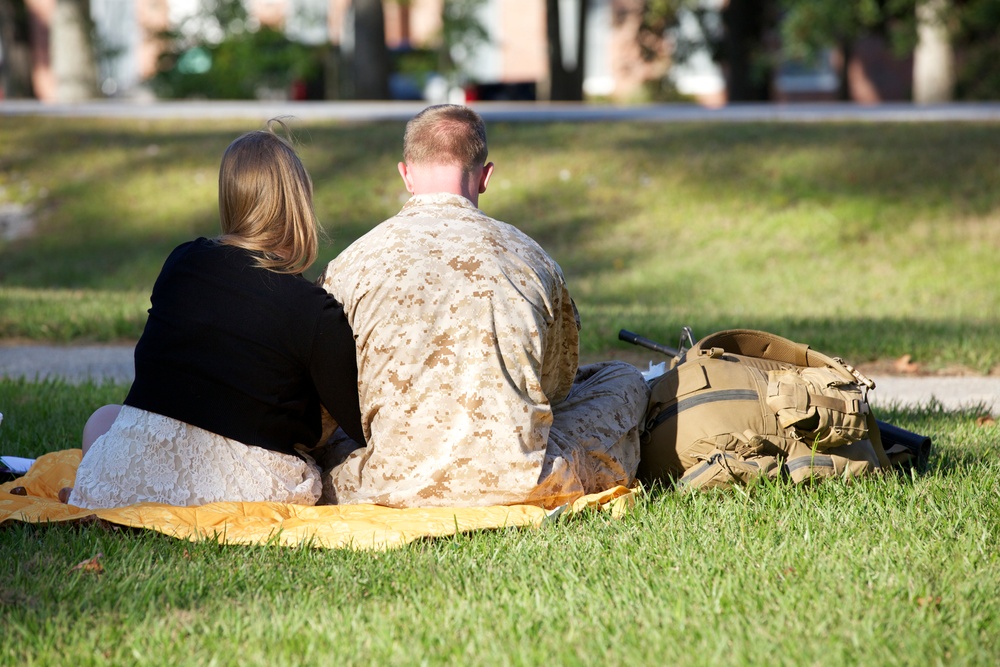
183, 549, 192, 561
893, 354, 921, 374
58, 487, 73, 503
71, 553, 104, 574
917, 595, 942, 609
976, 415, 996, 427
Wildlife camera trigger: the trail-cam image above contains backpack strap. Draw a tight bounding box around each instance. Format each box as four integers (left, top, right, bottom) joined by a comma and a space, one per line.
690, 329, 812, 366
691, 329, 863, 384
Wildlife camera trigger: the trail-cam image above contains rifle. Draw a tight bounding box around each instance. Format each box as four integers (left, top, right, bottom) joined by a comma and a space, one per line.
618, 329, 932, 471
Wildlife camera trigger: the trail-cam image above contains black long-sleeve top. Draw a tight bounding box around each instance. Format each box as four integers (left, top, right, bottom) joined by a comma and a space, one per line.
125, 238, 365, 455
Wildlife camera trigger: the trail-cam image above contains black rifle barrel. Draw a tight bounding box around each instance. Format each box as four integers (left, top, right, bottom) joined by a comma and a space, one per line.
875, 420, 933, 465
618, 329, 679, 358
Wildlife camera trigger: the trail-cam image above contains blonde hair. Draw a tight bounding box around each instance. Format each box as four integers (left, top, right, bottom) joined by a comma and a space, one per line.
402, 104, 488, 173
217, 119, 318, 274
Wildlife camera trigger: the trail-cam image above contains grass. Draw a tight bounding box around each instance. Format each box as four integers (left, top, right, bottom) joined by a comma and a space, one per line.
2, 118, 999, 372
2, 117, 999, 665
2, 380, 999, 665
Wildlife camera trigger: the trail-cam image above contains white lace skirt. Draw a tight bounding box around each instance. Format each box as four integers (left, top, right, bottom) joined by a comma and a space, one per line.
69, 405, 321, 509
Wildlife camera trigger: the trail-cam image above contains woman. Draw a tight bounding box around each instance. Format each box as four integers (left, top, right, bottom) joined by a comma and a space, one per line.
69, 121, 363, 509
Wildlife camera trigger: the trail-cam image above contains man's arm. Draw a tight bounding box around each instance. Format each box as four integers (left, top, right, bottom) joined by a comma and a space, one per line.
540, 277, 580, 406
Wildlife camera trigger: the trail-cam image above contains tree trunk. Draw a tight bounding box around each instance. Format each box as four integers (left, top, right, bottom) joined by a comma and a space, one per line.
720, 0, 770, 101
837, 39, 852, 101
546, 0, 588, 101
352, 0, 390, 100
0, 0, 35, 98
52, 0, 99, 102
913, 0, 954, 103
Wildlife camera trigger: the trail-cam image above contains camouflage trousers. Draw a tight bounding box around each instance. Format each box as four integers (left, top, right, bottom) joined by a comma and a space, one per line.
317, 360, 649, 509
526, 360, 650, 508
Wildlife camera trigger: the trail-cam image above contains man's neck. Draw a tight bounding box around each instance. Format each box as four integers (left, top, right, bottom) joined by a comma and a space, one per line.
400, 163, 484, 207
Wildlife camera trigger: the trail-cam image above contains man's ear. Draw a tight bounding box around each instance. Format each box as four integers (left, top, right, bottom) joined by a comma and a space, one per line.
478, 162, 495, 194
398, 162, 415, 194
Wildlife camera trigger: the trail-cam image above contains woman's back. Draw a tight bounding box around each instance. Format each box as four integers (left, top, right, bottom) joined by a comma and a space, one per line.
126, 237, 363, 454
69, 123, 363, 509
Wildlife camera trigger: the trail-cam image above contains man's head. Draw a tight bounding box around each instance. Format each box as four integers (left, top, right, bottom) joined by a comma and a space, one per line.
398, 105, 494, 205
403, 104, 488, 172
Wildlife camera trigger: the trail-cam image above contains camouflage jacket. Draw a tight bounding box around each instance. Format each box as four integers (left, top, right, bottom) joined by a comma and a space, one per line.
319, 193, 580, 507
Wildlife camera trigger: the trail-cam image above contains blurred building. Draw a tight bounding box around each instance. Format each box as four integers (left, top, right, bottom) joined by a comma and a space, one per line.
16, 0, 666, 103
7, 0, 925, 105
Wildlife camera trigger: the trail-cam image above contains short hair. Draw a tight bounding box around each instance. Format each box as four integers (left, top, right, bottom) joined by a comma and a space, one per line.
402, 104, 488, 173
217, 119, 318, 275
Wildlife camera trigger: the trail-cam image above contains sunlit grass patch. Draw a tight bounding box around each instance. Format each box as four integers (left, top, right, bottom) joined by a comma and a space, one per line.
2, 378, 998, 666
0, 287, 148, 342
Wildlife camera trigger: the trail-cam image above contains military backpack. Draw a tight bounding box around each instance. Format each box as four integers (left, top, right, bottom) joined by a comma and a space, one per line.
637, 329, 894, 490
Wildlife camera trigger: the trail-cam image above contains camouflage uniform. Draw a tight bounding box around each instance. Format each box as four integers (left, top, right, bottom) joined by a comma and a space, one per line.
319, 193, 648, 508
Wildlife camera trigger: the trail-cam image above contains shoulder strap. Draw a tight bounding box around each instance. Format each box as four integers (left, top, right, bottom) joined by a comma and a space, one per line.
689, 329, 862, 384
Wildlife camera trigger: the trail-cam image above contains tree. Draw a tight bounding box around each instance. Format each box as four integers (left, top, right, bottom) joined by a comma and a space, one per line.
781, 0, 1000, 102
150, 0, 326, 100
780, 1, 920, 101
546, 0, 589, 101
913, 0, 955, 102
352, 0, 391, 99
51, 0, 100, 102
642, 0, 996, 103
950, 0, 1000, 100
638, 0, 778, 102
719, 0, 776, 100
0, 0, 34, 98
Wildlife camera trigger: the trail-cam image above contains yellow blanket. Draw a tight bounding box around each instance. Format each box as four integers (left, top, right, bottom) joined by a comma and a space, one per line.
0, 450, 635, 550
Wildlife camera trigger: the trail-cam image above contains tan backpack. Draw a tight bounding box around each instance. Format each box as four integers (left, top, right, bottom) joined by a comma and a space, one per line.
637, 329, 893, 490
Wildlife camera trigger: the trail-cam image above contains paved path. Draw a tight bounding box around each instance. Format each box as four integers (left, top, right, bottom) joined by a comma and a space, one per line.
866, 376, 999, 414
0, 344, 996, 415
0, 345, 135, 385
3, 100, 1000, 123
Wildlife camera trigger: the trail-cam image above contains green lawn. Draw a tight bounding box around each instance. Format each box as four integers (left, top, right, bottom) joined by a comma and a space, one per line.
2, 117, 999, 372
2, 117, 1000, 665
2, 379, 998, 666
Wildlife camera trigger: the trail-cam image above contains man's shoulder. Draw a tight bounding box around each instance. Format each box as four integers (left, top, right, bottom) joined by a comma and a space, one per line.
324, 201, 562, 281
332, 216, 403, 258
481, 217, 560, 267
319, 217, 401, 292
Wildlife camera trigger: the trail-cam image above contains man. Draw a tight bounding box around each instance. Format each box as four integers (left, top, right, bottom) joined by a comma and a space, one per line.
320, 104, 649, 508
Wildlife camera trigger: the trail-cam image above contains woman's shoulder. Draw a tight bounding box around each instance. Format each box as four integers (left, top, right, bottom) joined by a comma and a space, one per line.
170, 238, 277, 274
271, 275, 350, 348
162, 237, 220, 265
267, 267, 339, 310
